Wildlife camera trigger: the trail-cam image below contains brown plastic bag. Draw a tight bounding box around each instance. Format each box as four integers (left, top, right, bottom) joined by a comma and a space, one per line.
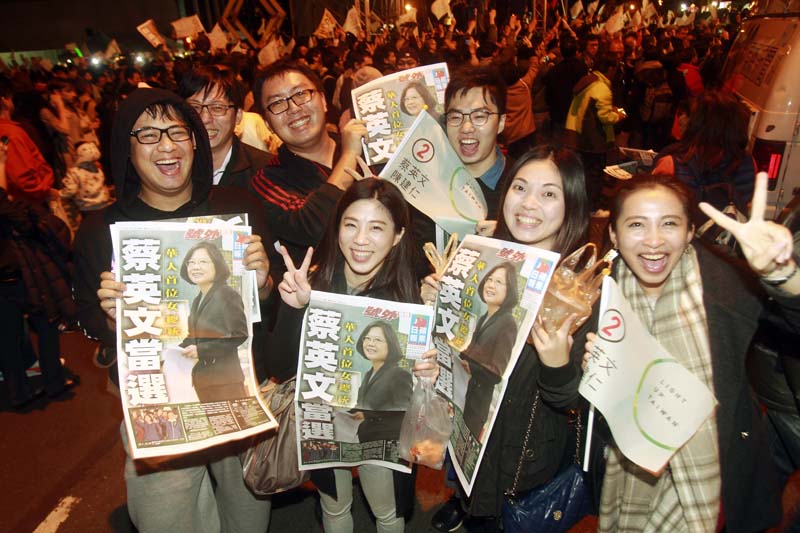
240, 378, 309, 495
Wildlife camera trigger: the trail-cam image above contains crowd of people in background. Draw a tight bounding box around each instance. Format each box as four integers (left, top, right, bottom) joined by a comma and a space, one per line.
2, 3, 800, 532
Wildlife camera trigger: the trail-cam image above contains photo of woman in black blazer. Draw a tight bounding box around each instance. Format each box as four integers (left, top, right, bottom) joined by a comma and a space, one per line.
353, 320, 413, 443
179, 241, 247, 403
461, 262, 519, 438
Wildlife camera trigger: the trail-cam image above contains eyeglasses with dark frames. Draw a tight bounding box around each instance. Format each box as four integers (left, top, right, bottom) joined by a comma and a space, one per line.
445, 109, 500, 127
188, 102, 236, 117
265, 89, 316, 115
130, 125, 193, 145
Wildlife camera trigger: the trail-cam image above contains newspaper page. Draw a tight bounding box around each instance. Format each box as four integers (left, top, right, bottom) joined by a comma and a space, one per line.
352, 62, 449, 165
378, 111, 488, 238
432, 235, 560, 495
295, 292, 435, 473
111, 220, 277, 459
580, 277, 716, 473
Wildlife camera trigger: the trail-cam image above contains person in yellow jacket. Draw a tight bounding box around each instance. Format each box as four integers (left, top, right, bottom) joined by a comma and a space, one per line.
565, 53, 626, 213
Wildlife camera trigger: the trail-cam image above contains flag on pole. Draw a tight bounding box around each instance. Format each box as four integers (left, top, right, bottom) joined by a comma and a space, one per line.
587, 0, 599, 15
571, 0, 584, 19
605, 6, 625, 34
104, 39, 121, 59
315, 8, 341, 39
343, 6, 362, 36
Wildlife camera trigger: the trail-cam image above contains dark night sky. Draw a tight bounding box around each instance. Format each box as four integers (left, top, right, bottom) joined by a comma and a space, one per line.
1, 0, 181, 52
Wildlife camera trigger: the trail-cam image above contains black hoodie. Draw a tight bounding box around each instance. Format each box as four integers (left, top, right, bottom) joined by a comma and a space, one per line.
72, 88, 277, 380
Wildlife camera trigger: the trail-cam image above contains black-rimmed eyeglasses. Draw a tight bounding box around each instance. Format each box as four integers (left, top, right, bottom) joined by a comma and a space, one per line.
445, 109, 500, 127
130, 125, 193, 145
265, 89, 316, 115
188, 103, 236, 117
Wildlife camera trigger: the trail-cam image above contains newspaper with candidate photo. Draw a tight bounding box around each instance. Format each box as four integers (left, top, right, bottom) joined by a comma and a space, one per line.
431, 234, 560, 495
111, 220, 277, 459
351, 62, 449, 165
295, 291, 434, 473
378, 111, 488, 240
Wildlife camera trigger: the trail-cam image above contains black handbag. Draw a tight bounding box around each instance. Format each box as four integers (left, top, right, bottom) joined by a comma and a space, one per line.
502, 393, 592, 533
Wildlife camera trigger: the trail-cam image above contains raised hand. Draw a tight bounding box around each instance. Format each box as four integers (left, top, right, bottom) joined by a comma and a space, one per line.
530, 313, 578, 368
699, 172, 796, 282
278, 245, 313, 308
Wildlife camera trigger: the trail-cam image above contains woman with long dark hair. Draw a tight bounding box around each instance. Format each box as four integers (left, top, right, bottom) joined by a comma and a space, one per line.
270, 177, 419, 533
419, 144, 593, 531
653, 90, 755, 219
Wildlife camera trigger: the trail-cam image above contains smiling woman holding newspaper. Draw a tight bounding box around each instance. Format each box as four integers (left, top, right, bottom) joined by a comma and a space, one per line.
418, 144, 594, 531
270, 177, 420, 533
583, 173, 800, 532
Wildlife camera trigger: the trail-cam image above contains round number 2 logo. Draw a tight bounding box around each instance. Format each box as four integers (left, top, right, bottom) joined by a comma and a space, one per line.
412, 139, 434, 163
598, 308, 625, 342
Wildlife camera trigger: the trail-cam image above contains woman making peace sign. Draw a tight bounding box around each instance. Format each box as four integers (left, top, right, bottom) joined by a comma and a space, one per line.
268, 178, 419, 533
589, 172, 800, 532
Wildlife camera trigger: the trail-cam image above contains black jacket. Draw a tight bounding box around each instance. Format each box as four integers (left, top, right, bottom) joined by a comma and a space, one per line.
683, 244, 798, 531
219, 137, 271, 190
248, 142, 343, 265
72, 88, 280, 382
468, 313, 594, 517
181, 282, 247, 390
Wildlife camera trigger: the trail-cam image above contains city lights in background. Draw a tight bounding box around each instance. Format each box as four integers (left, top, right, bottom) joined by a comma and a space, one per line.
135, 54, 144, 64
405, 3, 412, 11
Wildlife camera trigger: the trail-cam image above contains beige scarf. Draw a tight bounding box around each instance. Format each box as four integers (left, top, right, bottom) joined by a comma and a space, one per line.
599, 245, 721, 532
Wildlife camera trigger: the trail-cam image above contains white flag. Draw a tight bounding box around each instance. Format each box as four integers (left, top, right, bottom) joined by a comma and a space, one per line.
431, 0, 453, 20
343, 6, 361, 36
171, 15, 206, 39
605, 7, 625, 34
580, 277, 717, 474
104, 39, 121, 59
136, 19, 166, 48
315, 8, 341, 39
571, 1, 584, 19
398, 7, 418, 26
208, 24, 228, 51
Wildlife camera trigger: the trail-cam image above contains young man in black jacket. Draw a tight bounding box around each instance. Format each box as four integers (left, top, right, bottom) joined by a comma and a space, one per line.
177, 64, 272, 189
249, 59, 366, 264
72, 87, 275, 533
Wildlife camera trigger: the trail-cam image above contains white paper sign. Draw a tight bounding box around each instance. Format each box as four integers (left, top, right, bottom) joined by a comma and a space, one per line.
171, 15, 206, 39
137, 19, 167, 48
579, 277, 717, 473
378, 111, 487, 236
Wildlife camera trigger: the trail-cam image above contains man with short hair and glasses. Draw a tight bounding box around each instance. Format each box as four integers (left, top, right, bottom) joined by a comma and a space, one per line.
72, 87, 275, 532
250, 59, 366, 264
178, 65, 272, 189
426, 65, 514, 533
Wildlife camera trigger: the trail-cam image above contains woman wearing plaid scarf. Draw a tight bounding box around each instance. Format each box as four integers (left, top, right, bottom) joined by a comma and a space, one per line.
590, 172, 800, 532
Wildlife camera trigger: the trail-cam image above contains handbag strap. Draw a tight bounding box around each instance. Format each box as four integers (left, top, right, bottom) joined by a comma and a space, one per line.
505, 391, 540, 498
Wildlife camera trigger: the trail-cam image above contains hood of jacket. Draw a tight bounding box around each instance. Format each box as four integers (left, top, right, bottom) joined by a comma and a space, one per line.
110, 88, 212, 218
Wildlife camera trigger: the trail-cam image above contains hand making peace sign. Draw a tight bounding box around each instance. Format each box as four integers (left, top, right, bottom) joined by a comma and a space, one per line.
277, 245, 314, 309
699, 172, 798, 292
